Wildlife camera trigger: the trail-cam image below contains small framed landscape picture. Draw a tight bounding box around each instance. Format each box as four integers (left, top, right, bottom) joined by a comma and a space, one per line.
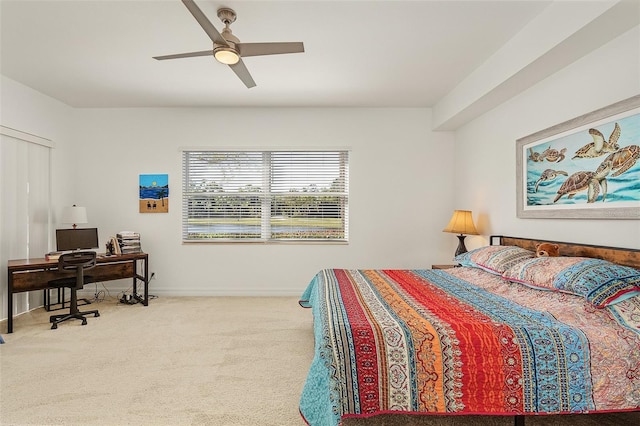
139, 174, 169, 213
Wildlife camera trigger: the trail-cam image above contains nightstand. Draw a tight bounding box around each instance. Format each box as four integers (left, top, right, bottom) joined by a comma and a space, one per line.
431, 264, 457, 270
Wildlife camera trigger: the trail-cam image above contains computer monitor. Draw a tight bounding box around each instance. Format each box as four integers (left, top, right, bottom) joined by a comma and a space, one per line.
56, 228, 99, 252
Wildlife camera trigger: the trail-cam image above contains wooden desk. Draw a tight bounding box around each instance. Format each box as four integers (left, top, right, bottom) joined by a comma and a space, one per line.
6, 252, 149, 333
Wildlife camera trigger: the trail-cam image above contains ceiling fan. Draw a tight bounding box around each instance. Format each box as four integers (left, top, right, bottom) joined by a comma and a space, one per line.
153, 0, 305, 88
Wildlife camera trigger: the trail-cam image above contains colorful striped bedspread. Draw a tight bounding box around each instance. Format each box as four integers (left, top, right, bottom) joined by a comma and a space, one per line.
299, 268, 640, 426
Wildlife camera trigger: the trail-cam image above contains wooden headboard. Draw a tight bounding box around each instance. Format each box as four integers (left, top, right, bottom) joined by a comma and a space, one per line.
490, 235, 640, 269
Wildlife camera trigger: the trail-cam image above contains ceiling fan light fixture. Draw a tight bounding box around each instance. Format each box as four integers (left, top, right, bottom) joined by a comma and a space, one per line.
214, 47, 240, 65
154, 2, 304, 88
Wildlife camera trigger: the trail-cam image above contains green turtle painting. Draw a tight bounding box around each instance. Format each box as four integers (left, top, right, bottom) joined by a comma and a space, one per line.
540, 147, 566, 162
597, 145, 639, 177
529, 147, 567, 162
572, 123, 621, 159
535, 169, 568, 192
554, 144, 639, 204
553, 166, 611, 203
528, 148, 542, 162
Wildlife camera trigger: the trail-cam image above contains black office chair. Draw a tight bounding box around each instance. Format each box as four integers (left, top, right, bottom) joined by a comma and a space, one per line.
47, 251, 100, 329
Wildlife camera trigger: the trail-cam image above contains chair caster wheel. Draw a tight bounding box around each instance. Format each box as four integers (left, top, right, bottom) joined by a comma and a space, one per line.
51, 324, 58, 329
95, 313, 100, 317
81, 319, 87, 325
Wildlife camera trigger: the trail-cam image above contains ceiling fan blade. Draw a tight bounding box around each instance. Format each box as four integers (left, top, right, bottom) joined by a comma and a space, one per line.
229, 59, 256, 88
153, 50, 213, 60
238, 42, 305, 57
181, 0, 228, 46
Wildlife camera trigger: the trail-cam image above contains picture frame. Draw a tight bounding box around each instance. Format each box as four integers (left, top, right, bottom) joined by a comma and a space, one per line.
516, 95, 640, 219
139, 174, 169, 213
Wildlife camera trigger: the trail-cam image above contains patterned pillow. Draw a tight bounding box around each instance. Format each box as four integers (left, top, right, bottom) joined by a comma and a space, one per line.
502, 257, 640, 308
454, 245, 535, 275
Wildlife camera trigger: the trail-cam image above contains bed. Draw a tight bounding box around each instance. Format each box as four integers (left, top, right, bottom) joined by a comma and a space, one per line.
298, 236, 640, 426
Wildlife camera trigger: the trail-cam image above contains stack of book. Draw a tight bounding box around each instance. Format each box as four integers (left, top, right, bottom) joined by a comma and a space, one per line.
45, 251, 63, 261
117, 231, 142, 254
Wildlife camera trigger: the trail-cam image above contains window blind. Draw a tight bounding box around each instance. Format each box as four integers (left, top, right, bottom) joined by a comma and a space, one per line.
182, 150, 349, 242
1, 131, 52, 320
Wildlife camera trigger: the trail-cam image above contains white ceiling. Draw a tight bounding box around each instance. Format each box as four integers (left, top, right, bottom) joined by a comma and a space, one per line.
0, 0, 636, 114
1, 0, 554, 109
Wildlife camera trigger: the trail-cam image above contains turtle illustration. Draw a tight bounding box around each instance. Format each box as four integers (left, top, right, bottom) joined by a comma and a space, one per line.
528, 148, 543, 162
553, 164, 612, 203
540, 146, 567, 162
535, 169, 568, 192
572, 123, 621, 159
596, 145, 640, 177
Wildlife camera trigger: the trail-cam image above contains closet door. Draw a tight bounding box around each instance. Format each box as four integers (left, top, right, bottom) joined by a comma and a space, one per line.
0, 130, 52, 321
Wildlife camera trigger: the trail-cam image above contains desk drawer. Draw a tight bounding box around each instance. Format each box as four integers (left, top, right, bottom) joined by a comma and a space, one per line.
10, 262, 136, 292
93, 261, 135, 281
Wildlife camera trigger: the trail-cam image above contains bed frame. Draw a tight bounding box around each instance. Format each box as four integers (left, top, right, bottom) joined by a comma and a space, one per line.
490, 235, 640, 269
338, 236, 640, 426
490, 236, 640, 426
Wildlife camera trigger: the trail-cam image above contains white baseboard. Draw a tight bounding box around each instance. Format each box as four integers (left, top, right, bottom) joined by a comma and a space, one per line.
77, 288, 301, 297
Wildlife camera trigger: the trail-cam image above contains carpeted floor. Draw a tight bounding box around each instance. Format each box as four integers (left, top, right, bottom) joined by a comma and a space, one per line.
1, 296, 315, 425
1, 296, 638, 426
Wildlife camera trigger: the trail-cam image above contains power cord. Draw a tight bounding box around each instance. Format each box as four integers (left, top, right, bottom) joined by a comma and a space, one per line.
119, 293, 140, 305
90, 282, 109, 303
116, 271, 156, 304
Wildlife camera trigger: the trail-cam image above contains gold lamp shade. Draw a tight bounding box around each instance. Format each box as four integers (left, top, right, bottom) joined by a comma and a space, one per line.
443, 210, 478, 257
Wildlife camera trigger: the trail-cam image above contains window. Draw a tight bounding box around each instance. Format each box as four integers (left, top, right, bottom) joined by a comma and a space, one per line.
182, 150, 349, 242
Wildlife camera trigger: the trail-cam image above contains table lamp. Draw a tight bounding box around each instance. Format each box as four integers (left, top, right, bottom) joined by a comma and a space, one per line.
62, 205, 87, 229
443, 210, 478, 257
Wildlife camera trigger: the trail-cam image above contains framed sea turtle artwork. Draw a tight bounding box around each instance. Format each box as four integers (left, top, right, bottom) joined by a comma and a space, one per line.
516, 95, 640, 219
139, 174, 169, 213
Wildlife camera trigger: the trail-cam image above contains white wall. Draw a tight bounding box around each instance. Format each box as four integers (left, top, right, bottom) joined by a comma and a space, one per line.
5, 24, 636, 304
0, 75, 77, 235
70, 107, 455, 296
454, 27, 640, 250
0, 76, 77, 321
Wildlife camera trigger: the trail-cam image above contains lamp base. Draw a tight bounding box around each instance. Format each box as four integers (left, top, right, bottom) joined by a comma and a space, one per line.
454, 235, 468, 257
